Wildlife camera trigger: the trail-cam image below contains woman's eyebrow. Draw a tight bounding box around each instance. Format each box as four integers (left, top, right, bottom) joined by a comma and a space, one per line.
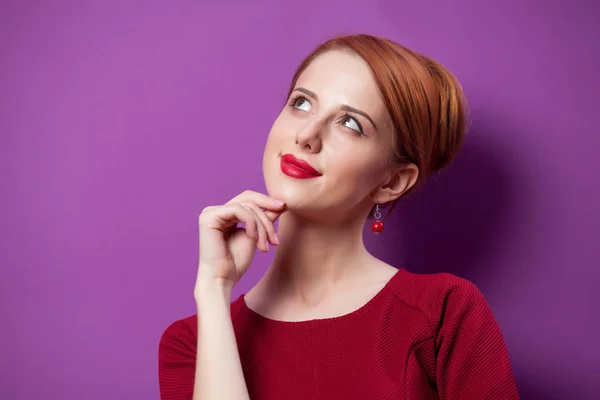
295, 87, 318, 100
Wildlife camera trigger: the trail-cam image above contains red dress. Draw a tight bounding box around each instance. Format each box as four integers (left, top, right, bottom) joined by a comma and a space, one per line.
159, 269, 519, 399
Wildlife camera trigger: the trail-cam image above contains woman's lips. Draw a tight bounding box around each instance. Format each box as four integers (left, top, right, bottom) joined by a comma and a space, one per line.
280, 154, 322, 179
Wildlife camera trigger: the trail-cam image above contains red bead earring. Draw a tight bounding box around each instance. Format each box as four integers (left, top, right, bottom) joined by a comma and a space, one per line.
371, 202, 384, 234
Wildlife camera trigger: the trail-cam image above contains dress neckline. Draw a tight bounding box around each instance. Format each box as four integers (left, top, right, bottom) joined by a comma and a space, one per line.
238, 268, 403, 325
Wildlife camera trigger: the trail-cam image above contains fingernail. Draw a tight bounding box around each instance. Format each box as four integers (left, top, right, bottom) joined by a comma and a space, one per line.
274, 233, 280, 245
274, 200, 285, 206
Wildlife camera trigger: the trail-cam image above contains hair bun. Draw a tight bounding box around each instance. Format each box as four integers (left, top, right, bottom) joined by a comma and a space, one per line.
424, 59, 469, 174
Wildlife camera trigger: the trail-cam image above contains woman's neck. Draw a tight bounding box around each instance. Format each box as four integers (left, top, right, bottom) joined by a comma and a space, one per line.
259, 210, 373, 306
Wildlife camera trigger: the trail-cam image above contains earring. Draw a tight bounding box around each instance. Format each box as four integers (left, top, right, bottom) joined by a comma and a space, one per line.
371, 202, 384, 234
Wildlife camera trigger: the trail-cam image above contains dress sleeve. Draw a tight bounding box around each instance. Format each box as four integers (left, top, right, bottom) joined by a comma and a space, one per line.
158, 318, 196, 400
435, 281, 520, 399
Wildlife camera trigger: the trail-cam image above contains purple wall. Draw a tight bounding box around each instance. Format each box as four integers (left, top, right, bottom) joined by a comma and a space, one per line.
1, 1, 598, 399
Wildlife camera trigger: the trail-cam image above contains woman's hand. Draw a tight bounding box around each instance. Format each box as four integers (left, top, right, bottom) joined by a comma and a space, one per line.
195, 190, 286, 296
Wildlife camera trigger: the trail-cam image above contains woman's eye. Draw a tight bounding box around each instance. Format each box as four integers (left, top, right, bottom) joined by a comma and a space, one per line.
342, 115, 363, 133
294, 97, 312, 112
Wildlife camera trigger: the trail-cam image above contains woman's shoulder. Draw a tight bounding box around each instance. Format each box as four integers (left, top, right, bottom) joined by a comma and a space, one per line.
158, 314, 198, 361
391, 268, 491, 325
161, 313, 197, 341
394, 268, 481, 293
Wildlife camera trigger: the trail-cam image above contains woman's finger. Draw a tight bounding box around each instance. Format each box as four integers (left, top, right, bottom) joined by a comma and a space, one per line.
226, 190, 286, 215
243, 202, 279, 246
199, 204, 255, 233
241, 204, 270, 252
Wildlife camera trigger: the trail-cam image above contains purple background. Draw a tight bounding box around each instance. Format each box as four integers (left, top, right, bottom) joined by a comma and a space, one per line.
1, 1, 598, 399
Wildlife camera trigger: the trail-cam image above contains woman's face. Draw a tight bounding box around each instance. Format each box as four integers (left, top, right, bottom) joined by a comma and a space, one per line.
263, 49, 395, 219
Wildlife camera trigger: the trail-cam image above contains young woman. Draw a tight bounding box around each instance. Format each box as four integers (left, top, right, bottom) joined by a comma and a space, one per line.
158, 34, 519, 400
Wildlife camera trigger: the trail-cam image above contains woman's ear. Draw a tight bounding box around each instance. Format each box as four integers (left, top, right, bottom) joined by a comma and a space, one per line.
372, 163, 419, 203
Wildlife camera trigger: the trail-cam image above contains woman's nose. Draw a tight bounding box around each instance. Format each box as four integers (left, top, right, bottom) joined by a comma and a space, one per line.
294, 121, 323, 153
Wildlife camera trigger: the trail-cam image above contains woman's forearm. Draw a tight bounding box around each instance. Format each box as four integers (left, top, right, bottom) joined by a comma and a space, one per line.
194, 278, 250, 400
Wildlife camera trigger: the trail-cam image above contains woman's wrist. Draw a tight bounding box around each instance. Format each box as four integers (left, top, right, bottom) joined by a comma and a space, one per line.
195, 271, 234, 306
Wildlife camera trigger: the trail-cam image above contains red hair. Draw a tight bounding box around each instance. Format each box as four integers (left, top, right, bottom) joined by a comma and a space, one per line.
286, 34, 469, 219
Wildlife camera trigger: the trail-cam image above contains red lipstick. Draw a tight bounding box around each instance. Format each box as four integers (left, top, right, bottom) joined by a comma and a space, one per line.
280, 154, 322, 179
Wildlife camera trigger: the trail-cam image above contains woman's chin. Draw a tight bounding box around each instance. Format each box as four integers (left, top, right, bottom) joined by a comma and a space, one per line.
263, 190, 305, 214
264, 170, 328, 212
